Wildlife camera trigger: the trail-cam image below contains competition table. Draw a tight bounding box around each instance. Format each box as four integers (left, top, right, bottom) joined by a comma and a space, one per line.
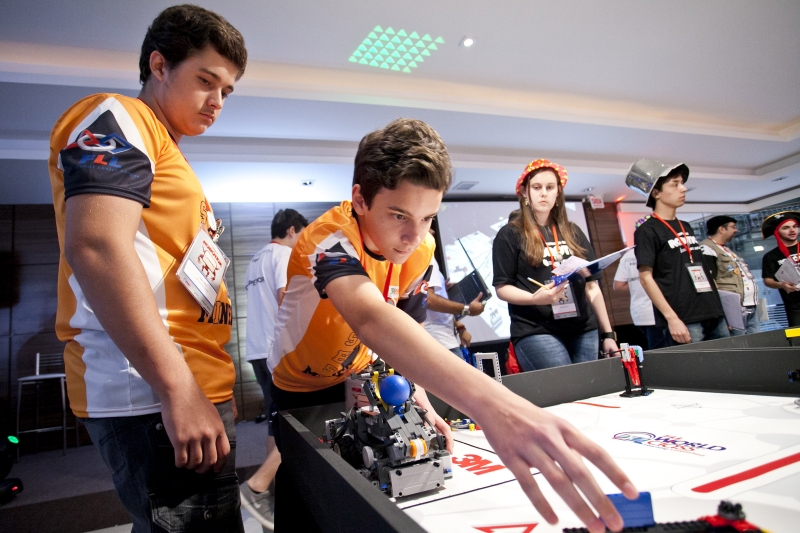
276, 330, 800, 532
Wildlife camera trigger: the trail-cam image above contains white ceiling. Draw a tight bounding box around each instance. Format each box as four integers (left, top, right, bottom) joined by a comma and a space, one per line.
1, 0, 799, 210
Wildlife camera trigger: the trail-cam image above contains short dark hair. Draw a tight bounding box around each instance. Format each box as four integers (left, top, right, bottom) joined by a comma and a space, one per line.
647, 168, 686, 209
706, 215, 736, 236
353, 118, 452, 208
271, 209, 309, 239
139, 4, 247, 85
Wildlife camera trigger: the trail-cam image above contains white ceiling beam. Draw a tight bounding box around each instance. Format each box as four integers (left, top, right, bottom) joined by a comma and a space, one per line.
2, 41, 799, 143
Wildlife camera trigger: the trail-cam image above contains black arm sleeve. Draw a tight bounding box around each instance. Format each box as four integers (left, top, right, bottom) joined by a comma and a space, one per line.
492, 226, 520, 287
60, 110, 154, 206
634, 224, 657, 269
311, 243, 371, 299
396, 265, 433, 323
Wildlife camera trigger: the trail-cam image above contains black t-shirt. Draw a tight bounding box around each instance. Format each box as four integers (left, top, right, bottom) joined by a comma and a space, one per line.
492, 223, 599, 342
634, 217, 723, 327
762, 244, 800, 313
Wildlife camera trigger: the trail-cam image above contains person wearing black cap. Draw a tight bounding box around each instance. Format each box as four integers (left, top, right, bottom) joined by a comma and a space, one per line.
761, 211, 800, 327
701, 216, 760, 336
625, 159, 728, 349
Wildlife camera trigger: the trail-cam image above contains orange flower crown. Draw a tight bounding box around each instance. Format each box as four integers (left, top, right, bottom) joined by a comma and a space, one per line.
515, 159, 568, 196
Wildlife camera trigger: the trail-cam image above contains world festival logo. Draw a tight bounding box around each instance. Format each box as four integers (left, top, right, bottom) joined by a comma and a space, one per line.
613, 431, 727, 456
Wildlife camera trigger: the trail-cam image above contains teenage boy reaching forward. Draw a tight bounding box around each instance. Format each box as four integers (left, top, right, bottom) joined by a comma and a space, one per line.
269, 118, 637, 533
49, 5, 247, 531
626, 159, 727, 349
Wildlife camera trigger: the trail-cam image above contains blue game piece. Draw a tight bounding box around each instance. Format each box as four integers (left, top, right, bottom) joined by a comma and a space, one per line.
606, 492, 655, 528
379, 375, 411, 406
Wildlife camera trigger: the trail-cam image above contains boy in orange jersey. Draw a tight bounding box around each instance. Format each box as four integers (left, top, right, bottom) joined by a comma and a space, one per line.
268, 118, 638, 533
48, 6, 247, 532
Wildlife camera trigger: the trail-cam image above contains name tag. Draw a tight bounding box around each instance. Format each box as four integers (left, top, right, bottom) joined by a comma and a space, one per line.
552, 283, 579, 319
176, 228, 230, 314
686, 262, 712, 293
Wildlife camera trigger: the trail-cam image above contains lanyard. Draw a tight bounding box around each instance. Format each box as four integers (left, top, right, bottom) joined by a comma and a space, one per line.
358, 227, 395, 303
652, 214, 694, 262
536, 225, 562, 272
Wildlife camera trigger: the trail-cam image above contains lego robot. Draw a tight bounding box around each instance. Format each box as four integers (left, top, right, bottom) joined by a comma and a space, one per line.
324, 369, 452, 499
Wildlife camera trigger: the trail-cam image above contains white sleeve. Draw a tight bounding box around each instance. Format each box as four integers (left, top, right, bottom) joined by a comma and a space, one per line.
273, 245, 291, 290
614, 254, 631, 282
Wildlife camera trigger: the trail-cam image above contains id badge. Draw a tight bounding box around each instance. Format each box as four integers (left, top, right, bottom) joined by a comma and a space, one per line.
552, 283, 578, 319
176, 228, 230, 314
685, 262, 712, 293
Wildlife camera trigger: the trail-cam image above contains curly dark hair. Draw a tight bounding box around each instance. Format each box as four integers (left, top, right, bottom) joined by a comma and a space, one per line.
271, 209, 309, 239
353, 118, 452, 207
139, 4, 247, 85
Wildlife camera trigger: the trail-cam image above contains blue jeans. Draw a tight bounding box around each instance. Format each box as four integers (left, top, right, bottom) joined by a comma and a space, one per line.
513, 330, 599, 372
83, 401, 243, 533
648, 316, 730, 349
730, 308, 760, 336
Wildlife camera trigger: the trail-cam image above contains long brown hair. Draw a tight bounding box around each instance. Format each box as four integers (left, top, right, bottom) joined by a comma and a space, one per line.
510, 168, 586, 266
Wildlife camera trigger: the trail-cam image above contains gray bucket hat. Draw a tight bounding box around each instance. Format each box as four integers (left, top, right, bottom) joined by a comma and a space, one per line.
625, 158, 690, 209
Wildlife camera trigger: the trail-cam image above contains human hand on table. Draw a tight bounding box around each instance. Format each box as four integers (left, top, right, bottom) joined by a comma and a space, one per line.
477, 393, 638, 533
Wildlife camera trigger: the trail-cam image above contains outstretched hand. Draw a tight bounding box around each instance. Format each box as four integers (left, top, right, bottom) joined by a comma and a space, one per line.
478, 394, 638, 533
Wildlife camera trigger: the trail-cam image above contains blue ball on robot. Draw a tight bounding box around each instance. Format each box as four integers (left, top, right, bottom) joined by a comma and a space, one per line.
379, 375, 411, 407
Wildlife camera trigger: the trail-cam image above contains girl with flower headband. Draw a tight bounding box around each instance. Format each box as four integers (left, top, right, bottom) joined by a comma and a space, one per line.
492, 159, 619, 371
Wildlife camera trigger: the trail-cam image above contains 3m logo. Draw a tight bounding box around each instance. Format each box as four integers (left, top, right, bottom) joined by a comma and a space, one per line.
452, 453, 505, 475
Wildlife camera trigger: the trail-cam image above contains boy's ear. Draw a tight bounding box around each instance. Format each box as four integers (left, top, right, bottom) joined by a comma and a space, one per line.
149, 50, 168, 83
352, 184, 368, 215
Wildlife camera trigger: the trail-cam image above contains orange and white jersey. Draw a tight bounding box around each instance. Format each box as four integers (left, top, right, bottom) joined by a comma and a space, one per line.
268, 201, 434, 392
49, 94, 234, 418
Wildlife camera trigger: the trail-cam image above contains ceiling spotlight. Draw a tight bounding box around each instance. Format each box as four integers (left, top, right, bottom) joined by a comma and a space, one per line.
459, 36, 475, 47
582, 187, 594, 193
772, 175, 789, 182
302, 180, 314, 186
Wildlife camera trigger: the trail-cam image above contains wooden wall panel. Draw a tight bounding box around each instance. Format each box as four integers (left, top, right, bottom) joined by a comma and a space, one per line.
230, 203, 275, 257
14, 205, 59, 265
582, 201, 633, 327
12, 264, 59, 335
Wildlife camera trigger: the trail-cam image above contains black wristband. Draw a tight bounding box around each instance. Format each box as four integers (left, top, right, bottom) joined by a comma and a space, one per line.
600, 331, 617, 341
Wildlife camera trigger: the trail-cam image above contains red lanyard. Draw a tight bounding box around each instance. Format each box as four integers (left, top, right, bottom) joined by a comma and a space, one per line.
358, 227, 395, 303
536, 225, 562, 271
652, 214, 694, 262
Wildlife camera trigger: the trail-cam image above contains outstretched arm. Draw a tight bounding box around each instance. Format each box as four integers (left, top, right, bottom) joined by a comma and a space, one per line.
327, 274, 637, 533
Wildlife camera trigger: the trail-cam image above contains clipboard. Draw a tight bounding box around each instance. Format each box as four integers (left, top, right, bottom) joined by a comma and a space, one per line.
446, 238, 493, 305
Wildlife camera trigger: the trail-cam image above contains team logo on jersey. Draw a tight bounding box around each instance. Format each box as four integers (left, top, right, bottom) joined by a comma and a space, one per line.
613, 431, 726, 456
66, 129, 133, 155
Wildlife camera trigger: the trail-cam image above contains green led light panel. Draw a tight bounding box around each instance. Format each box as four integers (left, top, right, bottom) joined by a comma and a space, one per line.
349, 26, 444, 73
